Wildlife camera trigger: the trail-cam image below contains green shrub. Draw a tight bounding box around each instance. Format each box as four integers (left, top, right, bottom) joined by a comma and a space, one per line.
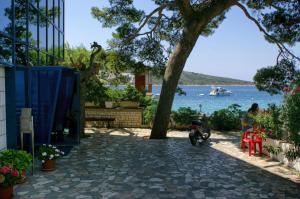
121, 84, 143, 102
143, 101, 158, 125
105, 88, 122, 101
0, 149, 32, 173
85, 78, 108, 106
281, 93, 300, 146
172, 107, 199, 126
209, 104, 243, 131
254, 104, 283, 139
139, 95, 152, 107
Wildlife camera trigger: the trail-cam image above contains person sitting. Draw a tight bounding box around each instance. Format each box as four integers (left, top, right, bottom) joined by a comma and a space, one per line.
241, 103, 259, 132
240, 103, 259, 147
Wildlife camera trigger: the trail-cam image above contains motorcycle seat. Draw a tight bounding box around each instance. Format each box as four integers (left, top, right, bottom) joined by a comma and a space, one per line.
192, 120, 202, 126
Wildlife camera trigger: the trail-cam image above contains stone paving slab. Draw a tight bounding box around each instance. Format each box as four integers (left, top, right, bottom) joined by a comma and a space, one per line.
15, 128, 300, 199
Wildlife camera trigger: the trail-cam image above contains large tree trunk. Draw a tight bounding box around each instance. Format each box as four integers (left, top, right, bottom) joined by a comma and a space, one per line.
150, 23, 201, 139
78, 42, 103, 136
150, 0, 236, 139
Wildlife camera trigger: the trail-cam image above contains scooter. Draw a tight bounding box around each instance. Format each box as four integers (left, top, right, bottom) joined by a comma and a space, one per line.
189, 114, 211, 146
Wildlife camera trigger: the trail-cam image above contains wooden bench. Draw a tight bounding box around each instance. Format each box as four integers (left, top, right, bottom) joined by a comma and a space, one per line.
85, 117, 116, 128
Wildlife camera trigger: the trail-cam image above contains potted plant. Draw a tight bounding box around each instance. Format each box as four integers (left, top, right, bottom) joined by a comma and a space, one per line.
104, 88, 122, 108
38, 144, 64, 171
0, 166, 20, 199
119, 85, 142, 108
0, 150, 32, 183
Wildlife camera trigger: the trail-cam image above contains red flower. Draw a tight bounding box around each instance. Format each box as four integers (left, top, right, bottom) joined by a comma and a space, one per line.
11, 170, 19, 177
0, 166, 11, 174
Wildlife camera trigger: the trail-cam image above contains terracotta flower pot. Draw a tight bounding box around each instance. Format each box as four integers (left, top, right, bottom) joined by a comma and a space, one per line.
0, 185, 13, 199
41, 159, 56, 171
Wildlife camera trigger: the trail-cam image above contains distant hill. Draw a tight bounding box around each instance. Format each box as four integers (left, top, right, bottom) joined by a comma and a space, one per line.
152, 71, 252, 85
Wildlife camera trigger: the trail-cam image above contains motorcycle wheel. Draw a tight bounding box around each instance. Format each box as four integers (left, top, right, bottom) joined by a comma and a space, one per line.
200, 128, 211, 140
189, 133, 197, 146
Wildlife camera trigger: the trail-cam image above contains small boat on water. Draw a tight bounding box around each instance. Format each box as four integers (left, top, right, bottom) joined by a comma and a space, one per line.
209, 87, 232, 96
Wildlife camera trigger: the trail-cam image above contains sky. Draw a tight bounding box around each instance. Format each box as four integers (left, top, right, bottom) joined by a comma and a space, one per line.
65, 0, 300, 81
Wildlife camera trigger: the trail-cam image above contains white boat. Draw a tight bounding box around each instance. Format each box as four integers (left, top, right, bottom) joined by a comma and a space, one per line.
209, 87, 232, 96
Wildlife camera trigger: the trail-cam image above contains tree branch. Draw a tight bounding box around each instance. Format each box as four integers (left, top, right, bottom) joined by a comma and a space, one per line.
81, 42, 104, 83
135, 8, 164, 38
122, 3, 172, 44
175, 0, 194, 20
236, 2, 300, 62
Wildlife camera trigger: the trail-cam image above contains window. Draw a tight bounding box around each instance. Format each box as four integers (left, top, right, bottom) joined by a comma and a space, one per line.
59, 0, 64, 31
28, 48, 38, 66
54, 0, 59, 28
59, 32, 64, 58
0, 0, 12, 36
39, 14, 47, 51
47, 23, 54, 56
0, 0, 64, 66
39, 0, 46, 16
40, 52, 47, 65
28, 0, 38, 9
29, 5, 38, 47
15, 43, 27, 66
47, 0, 54, 21
15, 1, 27, 42
0, 36, 12, 64
47, 55, 54, 65
54, 28, 59, 57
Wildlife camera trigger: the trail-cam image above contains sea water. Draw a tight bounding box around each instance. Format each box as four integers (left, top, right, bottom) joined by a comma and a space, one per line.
152, 85, 283, 114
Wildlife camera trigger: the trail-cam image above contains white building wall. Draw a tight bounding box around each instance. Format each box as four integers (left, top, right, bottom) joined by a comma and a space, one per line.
0, 67, 6, 150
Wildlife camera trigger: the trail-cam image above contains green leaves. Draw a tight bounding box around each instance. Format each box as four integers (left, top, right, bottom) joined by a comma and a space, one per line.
143, 100, 158, 125
282, 92, 300, 146
0, 150, 32, 173
121, 84, 143, 102
91, 1, 144, 28
246, 0, 300, 45
209, 104, 243, 131
172, 107, 199, 126
254, 104, 283, 139
254, 59, 298, 95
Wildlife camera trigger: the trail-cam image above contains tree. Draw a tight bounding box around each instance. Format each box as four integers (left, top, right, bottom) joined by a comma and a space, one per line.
62, 43, 145, 135
92, 0, 300, 139
254, 59, 299, 95
62, 42, 105, 136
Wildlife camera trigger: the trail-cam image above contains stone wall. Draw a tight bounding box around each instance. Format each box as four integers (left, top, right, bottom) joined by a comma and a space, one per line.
85, 107, 143, 128
263, 138, 300, 172
0, 67, 6, 150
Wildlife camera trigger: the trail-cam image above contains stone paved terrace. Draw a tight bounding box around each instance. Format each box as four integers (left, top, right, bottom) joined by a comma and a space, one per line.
15, 128, 300, 199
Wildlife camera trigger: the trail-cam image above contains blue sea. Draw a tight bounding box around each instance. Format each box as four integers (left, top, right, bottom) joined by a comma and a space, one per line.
152, 85, 283, 114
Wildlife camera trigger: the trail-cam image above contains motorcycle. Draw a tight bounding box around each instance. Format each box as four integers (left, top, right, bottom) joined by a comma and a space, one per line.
189, 114, 211, 146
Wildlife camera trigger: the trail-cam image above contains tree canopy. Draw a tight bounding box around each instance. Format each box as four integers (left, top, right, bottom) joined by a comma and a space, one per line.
92, 0, 300, 138
254, 59, 299, 95
92, 0, 299, 65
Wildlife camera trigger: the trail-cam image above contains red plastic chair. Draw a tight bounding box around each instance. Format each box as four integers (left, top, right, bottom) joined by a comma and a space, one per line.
241, 131, 253, 156
252, 130, 264, 156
